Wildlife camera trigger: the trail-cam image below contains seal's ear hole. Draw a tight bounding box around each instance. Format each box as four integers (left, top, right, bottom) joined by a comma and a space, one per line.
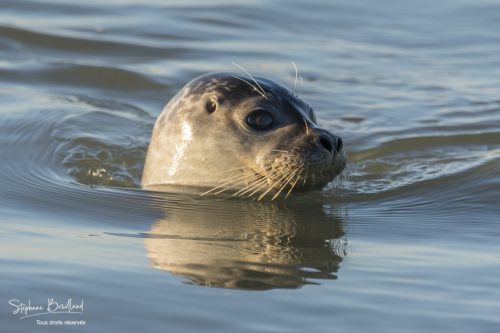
205, 96, 218, 114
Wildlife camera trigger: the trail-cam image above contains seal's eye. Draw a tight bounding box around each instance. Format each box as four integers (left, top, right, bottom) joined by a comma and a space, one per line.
246, 110, 274, 131
206, 96, 218, 114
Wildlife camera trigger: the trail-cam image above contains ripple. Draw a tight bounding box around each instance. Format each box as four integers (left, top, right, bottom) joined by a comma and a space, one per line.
0, 63, 167, 92
343, 145, 500, 194
0, 97, 156, 221
1, 0, 500, 330
0, 25, 189, 60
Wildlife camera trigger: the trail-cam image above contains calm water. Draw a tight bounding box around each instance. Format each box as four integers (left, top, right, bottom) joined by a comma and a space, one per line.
1, 0, 500, 332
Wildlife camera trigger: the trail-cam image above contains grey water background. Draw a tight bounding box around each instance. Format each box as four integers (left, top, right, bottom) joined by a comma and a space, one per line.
1, 0, 499, 332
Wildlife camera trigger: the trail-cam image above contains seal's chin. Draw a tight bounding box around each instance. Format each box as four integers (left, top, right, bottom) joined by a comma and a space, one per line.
199, 151, 345, 200
299, 154, 346, 191
247, 149, 346, 200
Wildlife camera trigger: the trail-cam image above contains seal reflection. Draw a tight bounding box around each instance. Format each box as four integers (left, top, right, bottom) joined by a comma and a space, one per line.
144, 197, 347, 290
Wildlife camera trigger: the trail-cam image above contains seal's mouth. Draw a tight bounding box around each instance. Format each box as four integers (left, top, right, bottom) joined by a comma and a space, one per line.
255, 149, 346, 198
200, 144, 346, 201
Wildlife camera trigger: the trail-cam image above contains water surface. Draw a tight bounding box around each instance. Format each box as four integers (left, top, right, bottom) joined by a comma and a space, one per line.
1, 0, 499, 332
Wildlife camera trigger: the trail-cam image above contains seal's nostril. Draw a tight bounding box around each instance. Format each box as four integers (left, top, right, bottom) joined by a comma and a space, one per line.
336, 137, 343, 153
319, 136, 333, 153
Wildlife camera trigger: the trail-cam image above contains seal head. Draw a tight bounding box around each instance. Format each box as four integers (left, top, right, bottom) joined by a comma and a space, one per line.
142, 72, 345, 199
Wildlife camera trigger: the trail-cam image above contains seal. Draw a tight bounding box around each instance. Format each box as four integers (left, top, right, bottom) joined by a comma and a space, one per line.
142, 72, 346, 199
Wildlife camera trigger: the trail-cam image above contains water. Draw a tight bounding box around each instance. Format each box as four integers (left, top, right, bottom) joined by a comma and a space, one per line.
1, 0, 499, 332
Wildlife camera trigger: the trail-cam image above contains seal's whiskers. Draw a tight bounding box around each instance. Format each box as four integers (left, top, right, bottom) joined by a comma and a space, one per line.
231, 76, 267, 99
291, 60, 298, 93
235, 173, 274, 197
285, 168, 303, 198
303, 117, 309, 135
270, 166, 302, 200
213, 172, 263, 195
302, 168, 309, 186
245, 179, 273, 198
201, 168, 260, 196
232, 174, 269, 197
200, 172, 247, 196
231, 62, 268, 99
257, 169, 293, 201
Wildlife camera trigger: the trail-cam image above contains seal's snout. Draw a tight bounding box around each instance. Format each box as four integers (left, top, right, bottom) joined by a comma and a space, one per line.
335, 136, 343, 153
314, 129, 342, 155
319, 134, 333, 154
